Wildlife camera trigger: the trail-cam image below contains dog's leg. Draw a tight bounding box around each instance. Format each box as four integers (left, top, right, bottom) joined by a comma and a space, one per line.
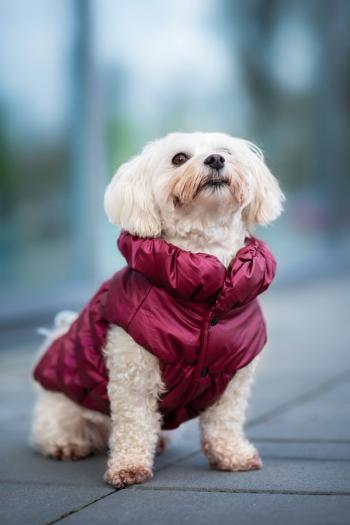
31, 387, 109, 460
103, 326, 164, 488
200, 357, 262, 471
31, 312, 110, 460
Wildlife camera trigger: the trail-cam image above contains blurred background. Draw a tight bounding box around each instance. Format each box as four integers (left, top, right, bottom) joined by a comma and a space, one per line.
1, 0, 350, 341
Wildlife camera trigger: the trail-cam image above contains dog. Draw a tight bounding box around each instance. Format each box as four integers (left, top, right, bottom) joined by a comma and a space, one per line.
31, 132, 284, 488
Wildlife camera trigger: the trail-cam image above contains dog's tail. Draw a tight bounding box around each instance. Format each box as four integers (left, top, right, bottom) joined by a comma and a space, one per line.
37, 310, 78, 337
34, 311, 78, 363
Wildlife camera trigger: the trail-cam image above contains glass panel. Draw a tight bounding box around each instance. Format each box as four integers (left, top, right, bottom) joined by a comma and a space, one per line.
0, 1, 74, 299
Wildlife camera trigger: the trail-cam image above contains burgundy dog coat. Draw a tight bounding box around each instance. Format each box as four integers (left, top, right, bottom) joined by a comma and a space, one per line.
34, 231, 276, 429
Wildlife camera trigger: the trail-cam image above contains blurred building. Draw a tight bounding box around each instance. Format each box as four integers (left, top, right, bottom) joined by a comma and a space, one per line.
0, 0, 349, 325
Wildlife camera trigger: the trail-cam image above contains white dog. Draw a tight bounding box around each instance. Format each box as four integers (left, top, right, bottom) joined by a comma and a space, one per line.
31, 132, 284, 488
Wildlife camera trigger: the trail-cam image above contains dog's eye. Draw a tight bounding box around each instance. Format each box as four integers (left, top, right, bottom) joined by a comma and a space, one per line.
172, 152, 190, 166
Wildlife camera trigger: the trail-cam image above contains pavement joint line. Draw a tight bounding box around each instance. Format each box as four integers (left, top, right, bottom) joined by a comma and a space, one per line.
45, 490, 116, 525
0, 452, 202, 489
4, 453, 350, 488
0, 480, 111, 488
41, 451, 204, 524
252, 437, 350, 444
41, 485, 350, 525
135, 486, 350, 497
246, 369, 350, 428
150, 369, 350, 472
157, 454, 350, 466
258, 456, 350, 463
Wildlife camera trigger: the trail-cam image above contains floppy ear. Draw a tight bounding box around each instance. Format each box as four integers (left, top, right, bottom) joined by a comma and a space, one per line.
104, 151, 161, 238
242, 143, 285, 230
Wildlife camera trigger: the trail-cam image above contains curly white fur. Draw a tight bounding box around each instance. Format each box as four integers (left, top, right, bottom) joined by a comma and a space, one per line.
200, 357, 262, 471
32, 131, 284, 487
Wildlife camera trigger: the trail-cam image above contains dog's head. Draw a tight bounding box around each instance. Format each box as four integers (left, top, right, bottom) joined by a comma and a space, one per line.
104, 132, 284, 237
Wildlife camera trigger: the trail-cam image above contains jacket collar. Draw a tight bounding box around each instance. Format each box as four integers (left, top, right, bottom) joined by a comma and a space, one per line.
118, 231, 276, 308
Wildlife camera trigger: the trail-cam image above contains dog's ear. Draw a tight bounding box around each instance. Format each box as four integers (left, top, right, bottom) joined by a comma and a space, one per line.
104, 149, 161, 238
242, 143, 285, 230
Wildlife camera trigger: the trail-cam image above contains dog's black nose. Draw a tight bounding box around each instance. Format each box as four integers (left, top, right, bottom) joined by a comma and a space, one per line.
204, 154, 225, 170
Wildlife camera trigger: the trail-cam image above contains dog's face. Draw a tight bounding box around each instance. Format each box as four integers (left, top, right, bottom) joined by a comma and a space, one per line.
104, 132, 284, 237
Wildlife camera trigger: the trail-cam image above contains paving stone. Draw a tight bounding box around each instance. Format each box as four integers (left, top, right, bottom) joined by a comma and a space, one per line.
158, 437, 350, 465
261, 280, 350, 375
253, 439, 350, 461
158, 430, 350, 468
0, 483, 113, 525
0, 416, 199, 487
143, 454, 350, 494
249, 379, 350, 440
246, 373, 330, 423
60, 490, 350, 525
250, 280, 350, 421
0, 417, 108, 488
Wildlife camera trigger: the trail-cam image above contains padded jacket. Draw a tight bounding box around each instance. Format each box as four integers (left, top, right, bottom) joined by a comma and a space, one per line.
33, 231, 276, 429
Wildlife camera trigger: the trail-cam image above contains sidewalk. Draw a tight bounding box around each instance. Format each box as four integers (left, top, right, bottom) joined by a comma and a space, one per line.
1, 278, 350, 525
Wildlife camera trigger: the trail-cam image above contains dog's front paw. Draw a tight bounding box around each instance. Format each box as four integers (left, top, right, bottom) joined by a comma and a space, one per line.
211, 449, 262, 472
202, 437, 262, 472
104, 465, 153, 488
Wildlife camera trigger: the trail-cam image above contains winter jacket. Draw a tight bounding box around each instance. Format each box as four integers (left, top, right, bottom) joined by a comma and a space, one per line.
33, 231, 276, 430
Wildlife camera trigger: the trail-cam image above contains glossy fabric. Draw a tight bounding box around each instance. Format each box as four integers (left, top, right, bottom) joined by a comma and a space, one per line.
34, 231, 276, 430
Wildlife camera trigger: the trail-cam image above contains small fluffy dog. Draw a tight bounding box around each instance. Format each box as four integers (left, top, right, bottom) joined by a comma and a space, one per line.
31, 132, 284, 488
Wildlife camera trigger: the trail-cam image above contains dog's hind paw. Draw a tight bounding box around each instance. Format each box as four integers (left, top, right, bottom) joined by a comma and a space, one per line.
45, 443, 93, 461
